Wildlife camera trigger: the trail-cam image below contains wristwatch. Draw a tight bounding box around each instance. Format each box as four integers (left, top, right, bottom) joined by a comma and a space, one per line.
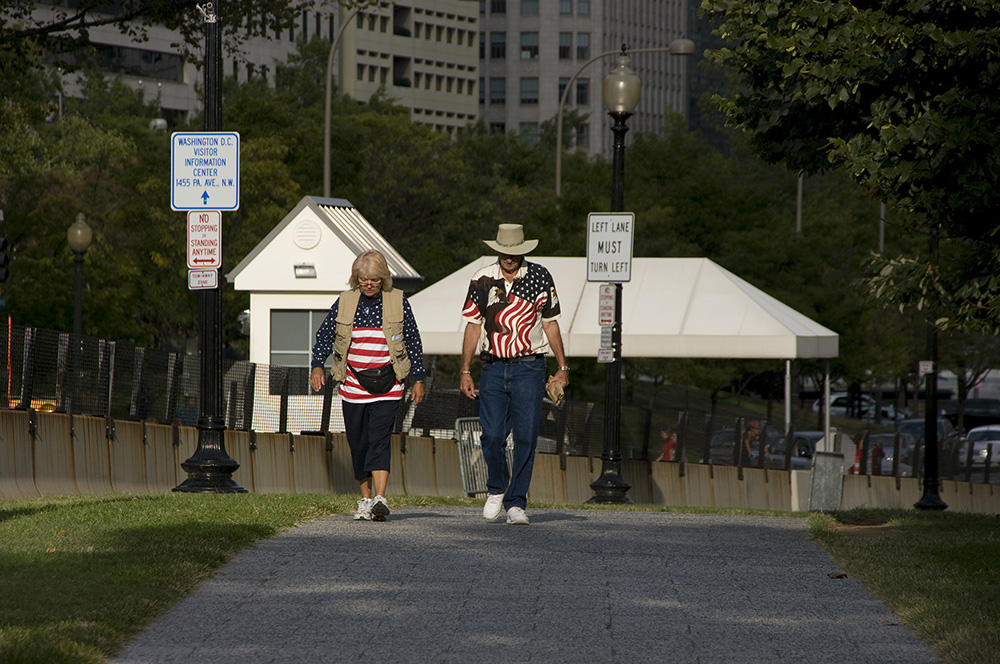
558, 365, 570, 372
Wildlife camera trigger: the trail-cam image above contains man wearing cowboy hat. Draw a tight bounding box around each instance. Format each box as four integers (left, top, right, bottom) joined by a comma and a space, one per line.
459, 224, 570, 525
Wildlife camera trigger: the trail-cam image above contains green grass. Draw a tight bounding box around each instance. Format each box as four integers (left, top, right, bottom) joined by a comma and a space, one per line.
1, 495, 997, 663
809, 508, 1000, 664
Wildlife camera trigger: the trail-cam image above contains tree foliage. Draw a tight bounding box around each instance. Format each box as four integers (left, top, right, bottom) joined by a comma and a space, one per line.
701, 0, 1000, 333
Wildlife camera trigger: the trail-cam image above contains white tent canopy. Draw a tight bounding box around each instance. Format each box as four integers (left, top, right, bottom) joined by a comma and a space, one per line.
409, 256, 838, 360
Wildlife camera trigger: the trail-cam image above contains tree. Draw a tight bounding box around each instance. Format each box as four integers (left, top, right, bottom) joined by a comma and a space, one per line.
701, 0, 1000, 331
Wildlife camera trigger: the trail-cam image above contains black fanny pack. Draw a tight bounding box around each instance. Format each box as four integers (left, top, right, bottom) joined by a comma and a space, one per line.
353, 364, 397, 395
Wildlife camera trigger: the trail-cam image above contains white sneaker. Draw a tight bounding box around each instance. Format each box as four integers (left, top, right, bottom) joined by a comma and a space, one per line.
506, 506, 529, 525
371, 495, 391, 522
353, 497, 373, 521
483, 493, 505, 520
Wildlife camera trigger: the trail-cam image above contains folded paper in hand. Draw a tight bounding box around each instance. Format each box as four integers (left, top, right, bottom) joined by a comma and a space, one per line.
545, 379, 564, 407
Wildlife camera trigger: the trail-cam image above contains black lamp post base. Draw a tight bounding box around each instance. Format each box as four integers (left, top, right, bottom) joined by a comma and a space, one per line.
173, 472, 247, 494
588, 471, 633, 504
914, 480, 947, 511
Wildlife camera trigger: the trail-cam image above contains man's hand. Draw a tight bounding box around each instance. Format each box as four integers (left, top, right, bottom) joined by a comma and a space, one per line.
460, 372, 477, 400
549, 367, 569, 388
309, 367, 326, 393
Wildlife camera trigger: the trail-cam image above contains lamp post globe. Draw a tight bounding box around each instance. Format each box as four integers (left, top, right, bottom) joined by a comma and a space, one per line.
602, 52, 641, 115
67, 213, 92, 340
67, 213, 92, 254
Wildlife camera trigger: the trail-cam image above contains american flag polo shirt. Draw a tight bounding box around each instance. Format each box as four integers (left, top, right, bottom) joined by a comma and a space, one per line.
461, 260, 562, 358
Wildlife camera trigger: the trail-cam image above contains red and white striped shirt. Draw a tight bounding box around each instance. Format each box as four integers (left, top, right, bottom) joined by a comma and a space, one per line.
339, 326, 404, 403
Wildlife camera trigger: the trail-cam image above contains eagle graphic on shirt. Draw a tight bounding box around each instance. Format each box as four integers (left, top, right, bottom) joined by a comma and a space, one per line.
462, 261, 561, 357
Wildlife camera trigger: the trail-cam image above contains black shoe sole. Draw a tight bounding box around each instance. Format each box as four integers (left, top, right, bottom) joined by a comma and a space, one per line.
372, 502, 390, 522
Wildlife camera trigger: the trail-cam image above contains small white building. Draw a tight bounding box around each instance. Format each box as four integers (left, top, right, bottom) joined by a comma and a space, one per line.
226, 195, 422, 433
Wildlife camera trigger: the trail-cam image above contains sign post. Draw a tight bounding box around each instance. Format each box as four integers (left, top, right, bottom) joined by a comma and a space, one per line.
587, 207, 634, 503
173, 0, 245, 494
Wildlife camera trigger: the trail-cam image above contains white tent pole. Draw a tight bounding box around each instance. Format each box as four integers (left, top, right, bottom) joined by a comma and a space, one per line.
823, 361, 831, 452
784, 360, 791, 433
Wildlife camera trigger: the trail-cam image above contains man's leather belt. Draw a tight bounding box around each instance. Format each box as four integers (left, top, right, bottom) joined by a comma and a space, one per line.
481, 352, 543, 364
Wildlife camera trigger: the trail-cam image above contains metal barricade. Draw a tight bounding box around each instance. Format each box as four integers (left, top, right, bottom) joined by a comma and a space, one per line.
454, 417, 514, 497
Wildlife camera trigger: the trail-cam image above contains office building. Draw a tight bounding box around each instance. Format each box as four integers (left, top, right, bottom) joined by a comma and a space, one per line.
478, 0, 690, 158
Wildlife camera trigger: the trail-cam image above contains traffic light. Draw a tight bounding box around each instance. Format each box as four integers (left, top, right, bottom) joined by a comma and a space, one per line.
0, 209, 7, 283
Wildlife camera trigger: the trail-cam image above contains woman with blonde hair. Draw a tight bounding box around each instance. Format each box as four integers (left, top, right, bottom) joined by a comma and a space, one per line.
309, 250, 425, 521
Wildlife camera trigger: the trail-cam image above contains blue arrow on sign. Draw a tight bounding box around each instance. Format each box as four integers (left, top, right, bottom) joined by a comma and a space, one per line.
201, 191, 210, 204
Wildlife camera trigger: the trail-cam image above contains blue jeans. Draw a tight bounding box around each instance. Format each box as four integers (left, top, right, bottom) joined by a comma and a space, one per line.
478, 356, 546, 510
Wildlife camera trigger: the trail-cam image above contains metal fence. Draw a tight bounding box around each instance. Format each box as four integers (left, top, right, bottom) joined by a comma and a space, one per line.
1, 320, 994, 485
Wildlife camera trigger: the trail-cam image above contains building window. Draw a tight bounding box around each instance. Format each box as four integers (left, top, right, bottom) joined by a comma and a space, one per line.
520, 77, 538, 104
489, 122, 506, 134
560, 0, 572, 13
559, 32, 571, 59
576, 77, 589, 105
520, 32, 539, 59
575, 123, 589, 149
380, 16, 389, 32
269, 309, 329, 368
576, 32, 590, 59
519, 122, 539, 144
521, 0, 539, 14
270, 310, 330, 395
490, 32, 506, 59
491, 0, 506, 13
577, 0, 589, 15
490, 77, 506, 104
558, 77, 570, 103
357, 64, 364, 80
479, 32, 485, 59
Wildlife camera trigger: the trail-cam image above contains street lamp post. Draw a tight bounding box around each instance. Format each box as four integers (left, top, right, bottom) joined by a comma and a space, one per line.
324, 4, 368, 198
555, 39, 694, 198
66, 213, 92, 414
588, 48, 641, 504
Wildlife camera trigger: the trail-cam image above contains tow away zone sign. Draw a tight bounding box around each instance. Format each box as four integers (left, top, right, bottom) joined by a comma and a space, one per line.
188, 269, 218, 290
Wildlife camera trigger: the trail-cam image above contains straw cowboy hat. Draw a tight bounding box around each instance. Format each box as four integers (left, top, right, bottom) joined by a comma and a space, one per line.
483, 224, 538, 255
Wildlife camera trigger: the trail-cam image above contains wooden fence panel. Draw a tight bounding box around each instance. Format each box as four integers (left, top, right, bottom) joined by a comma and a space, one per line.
72, 415, 112, 495
34, 412, 79, 496
433, 439, 465, 498
563, 456, 594, 504
400, 436, 437, 497
0, 410, 38, 499
109, 421, 148, 494
527, 453, 564, 504
224, 431, 254, 493
293, 435, 332, 494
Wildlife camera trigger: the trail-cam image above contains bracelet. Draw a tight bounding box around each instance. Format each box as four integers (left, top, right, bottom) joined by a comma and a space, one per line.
460, 370, 471, 375
558, 365, 570, 372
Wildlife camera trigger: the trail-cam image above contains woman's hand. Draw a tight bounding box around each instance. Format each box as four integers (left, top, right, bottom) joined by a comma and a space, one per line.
411, 381, 426, 405
309, 367, 326, 393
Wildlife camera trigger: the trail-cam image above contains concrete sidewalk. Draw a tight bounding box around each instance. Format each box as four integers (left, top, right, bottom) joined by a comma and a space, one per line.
112, 508, 939, 663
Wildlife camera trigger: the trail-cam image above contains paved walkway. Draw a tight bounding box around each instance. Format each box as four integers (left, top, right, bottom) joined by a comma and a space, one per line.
112, 508, 939, 663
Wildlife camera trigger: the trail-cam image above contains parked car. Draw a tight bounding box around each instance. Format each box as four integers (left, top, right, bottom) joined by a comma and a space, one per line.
811, 393, 907, 425
960, 425, 1000, 469
941, 398, 1000, 430
710, 425, 783, 466
753, 431, 825, 470
858, 433, 915, 476
895, 418, 963, 475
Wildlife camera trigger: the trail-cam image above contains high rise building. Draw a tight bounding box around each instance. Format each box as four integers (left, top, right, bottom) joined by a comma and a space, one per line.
478, 0, 690, 159
27, 0, 479, 135
337, 2, 480, 137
